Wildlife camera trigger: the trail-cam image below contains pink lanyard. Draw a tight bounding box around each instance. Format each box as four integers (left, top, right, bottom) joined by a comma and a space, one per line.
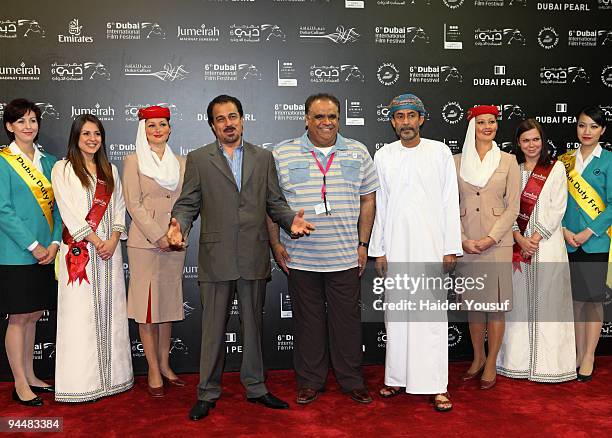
310, 150, 335, 200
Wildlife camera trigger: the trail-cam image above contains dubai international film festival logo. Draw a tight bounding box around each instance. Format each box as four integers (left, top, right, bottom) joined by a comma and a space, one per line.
0, 19, 45, 38
36, 102, 59, 120
602, 66, 612, 88
230, 24, 286, 43
274, 102, 305, 121
125, 62, 188, 81
377, 62, 400, 86
58, 18, 94, 43
19, 19, 45, 38
406, 27, 430, 44
276, 334, 294, 352
51, 61, 111, 81
299, 25, 360, 43
406, 65, 463, 84
540, 66, 590, 85
442, 101, 464, 124
106, 21, 165, 40
169, 338, 189, 356
442, 66, 463, 82
203, 63, 262, 81
538, 27, 559, 49
376, 104, 391, 123
499, 104, 526, 120
342, 64, 365, 82
474, 28, 525, 46
443, 0, 465, 8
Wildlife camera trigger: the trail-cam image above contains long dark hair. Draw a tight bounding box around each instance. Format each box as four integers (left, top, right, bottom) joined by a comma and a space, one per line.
66, 114, 114, 193
513, 118, 552, 167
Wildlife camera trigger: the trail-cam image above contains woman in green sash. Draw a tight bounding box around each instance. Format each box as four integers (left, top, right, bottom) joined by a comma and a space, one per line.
561, 105, 610, 382
0, 99, 62, 406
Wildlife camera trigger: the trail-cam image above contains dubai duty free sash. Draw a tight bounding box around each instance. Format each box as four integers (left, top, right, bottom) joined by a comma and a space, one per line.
512, 161, 556, 272
62, 173, 111, 285
0, 146, 55, 233
559, 151, 612, 288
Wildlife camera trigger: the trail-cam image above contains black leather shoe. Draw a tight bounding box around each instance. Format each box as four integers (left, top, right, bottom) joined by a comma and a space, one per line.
247, 392, 289, 409
189, 400, 216, 421
12, 388, 43, 407
30, 385, 55, 394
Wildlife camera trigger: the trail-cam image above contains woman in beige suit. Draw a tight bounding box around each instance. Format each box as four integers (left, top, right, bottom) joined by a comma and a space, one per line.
454, 105, 520, 390
122, 106, 186, 397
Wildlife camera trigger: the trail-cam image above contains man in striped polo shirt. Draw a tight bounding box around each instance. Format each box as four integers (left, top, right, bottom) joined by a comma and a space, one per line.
267, 93, 379, 405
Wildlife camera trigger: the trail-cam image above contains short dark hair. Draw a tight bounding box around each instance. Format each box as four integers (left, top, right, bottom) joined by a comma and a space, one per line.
304, 93, 341, 115
513, 118, 552, 167
577, 105, 607, 129
206, 95, 244, 128
3, 98, 42, 142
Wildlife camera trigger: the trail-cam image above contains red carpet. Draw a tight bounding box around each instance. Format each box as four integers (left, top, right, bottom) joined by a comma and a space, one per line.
1, 359, 610, 437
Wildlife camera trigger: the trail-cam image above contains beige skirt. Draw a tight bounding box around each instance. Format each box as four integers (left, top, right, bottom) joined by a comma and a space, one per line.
456, 245, 513, 313
127, 246, 186, 323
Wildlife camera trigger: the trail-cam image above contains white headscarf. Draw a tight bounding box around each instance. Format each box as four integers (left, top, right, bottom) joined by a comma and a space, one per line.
459, 117, 501, 188
135, 119, 180, 191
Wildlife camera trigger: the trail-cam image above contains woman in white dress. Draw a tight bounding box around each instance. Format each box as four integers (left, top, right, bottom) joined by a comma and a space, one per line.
497, 118, 576, 382
51, 114, 133, 402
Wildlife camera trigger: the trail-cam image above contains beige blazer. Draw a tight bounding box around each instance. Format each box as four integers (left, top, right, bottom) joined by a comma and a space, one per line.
122, 153, 186, 249
454, 151, 520, 248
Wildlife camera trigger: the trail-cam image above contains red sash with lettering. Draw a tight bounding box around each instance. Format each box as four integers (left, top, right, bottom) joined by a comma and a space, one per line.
62, 174, 112, 285
512, 161, 556, 272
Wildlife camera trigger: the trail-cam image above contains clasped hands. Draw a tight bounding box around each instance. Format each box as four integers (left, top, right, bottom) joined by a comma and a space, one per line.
515, 233, 542, 259
90, 235, 120, 261
563, 227, 593, 248
462, 236, 496, 255
32, 243, 59, 265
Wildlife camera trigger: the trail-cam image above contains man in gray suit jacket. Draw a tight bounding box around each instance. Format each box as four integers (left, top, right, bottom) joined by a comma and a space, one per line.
168, 95, 314, 421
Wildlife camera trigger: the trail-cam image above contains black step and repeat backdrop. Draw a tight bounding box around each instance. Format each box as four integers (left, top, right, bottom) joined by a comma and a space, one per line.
1, 0, 611, 380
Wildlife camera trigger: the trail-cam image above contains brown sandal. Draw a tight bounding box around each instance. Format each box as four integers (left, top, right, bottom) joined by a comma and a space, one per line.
431, 392, 452, 412
379, 386, 404, 398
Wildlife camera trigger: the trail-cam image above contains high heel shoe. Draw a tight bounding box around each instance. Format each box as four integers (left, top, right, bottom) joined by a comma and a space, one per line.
12, 388, 43, 407
162, 374, 187, 387
577, 363, 595, 382
462, 361, 486, 381
480, 376, 497, 390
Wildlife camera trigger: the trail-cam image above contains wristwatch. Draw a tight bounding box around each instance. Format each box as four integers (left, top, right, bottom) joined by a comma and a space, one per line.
358, 241, 369, 248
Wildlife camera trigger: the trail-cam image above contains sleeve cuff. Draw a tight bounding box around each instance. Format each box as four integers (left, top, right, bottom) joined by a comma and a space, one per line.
587, 227, 599, 237
72, 225, 93, 242
27, 240, 39, 252
534, 222, 553, 240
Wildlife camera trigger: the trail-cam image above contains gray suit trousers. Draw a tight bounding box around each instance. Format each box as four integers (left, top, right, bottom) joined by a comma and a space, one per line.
197, 278, 268, 401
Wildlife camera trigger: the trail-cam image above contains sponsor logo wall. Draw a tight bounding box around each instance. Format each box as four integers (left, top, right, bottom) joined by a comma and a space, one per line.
1, 0, 611, 379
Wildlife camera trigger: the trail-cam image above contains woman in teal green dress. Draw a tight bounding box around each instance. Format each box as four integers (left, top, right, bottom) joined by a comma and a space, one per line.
0, 99, 62, 406
561, 105, 610, 382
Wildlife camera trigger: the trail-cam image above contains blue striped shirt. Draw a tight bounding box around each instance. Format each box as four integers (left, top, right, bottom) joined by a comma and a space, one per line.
219, 141, 244, 191
273, 133, 379, 272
